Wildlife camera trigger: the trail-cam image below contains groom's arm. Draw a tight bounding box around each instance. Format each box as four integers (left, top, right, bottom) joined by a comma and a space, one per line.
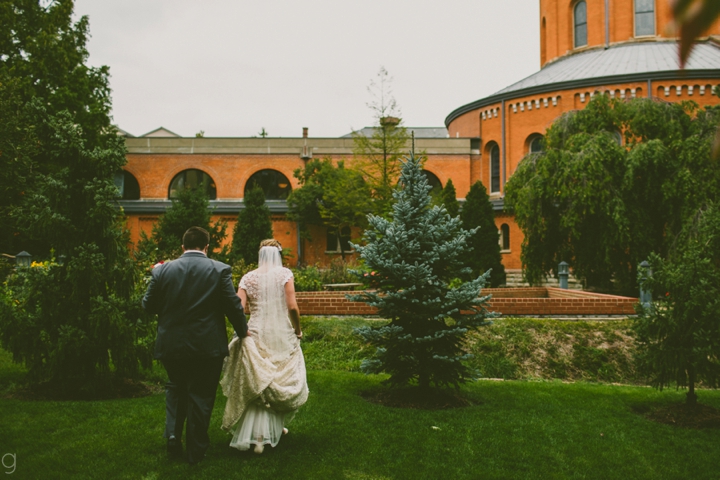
219, 265, 248, 337
142, 268, 162, 315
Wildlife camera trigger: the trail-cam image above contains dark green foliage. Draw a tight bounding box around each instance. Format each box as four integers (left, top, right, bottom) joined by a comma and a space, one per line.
142, 186, 227, 261
287, 158, 372, 260
352, 152, 494, 389
0, 0, 155, 396
290, 260, 364, 292
440, 178, 459, 218
461, 181, 506, 287
290, 266, 324, 292
505, 95, 720, 293
0, 0, 112, 146
634, 204, 720, 405
231, 184, 273, 265
0, 101, 154, 396
0, 0, 114, 256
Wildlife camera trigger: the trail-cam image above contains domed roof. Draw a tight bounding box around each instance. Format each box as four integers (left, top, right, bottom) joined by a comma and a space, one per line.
445, 41, 720, 126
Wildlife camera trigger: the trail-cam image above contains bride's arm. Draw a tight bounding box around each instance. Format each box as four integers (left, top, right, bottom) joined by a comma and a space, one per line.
237, 288, 248, 311
284, 279, 302, 338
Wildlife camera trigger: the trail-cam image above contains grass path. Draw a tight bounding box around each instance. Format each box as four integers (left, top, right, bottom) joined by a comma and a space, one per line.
2, 368, 720, 479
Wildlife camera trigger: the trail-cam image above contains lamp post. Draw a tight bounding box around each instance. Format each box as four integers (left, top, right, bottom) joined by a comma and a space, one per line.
15, 251, 31, 268
639, 260, 653, 311
558, 261, 569, 289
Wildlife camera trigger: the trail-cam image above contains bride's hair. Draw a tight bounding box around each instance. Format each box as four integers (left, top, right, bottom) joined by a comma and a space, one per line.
259, 239, 282, 252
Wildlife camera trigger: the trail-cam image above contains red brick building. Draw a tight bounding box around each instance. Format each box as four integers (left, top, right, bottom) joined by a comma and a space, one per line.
120, 0, 720, 273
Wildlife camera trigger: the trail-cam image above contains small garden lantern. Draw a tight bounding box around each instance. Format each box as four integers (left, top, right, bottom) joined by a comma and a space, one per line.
558, 261, 569, 289
16, 251, 31, 268
639, 260, 653, 311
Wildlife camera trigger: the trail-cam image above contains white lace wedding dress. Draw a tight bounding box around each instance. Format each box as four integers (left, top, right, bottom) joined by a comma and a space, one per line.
220, 259, 308, 451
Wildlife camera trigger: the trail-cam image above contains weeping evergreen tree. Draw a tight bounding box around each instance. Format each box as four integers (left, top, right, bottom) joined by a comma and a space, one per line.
461, 181, 506, 287
231, 184, 273, 265
352, 152, 496, 390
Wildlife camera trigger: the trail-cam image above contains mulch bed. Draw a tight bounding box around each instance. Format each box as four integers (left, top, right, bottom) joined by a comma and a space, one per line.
360, 386, 477, 409
640, 402, 720, 429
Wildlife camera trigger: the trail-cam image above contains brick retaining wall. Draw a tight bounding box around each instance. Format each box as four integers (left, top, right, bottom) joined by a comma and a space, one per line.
296, 288, 638, 317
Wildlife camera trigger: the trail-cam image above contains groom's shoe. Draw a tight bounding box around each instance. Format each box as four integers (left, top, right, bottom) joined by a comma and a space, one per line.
167, 436, 183, 459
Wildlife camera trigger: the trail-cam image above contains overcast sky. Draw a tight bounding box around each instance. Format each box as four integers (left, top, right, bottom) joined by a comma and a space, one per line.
73, 0, 540, 138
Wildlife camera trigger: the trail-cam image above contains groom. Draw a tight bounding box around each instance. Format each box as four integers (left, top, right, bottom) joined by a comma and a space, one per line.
143, 226, 247, 465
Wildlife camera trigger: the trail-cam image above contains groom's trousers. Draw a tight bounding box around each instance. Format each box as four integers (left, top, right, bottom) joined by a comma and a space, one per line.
161, 356, 224, 463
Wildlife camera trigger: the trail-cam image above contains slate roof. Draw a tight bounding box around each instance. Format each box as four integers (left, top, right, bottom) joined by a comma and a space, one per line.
446, 40, 720, 126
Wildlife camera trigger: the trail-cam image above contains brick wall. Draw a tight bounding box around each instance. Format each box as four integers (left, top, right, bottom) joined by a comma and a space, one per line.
296, 288, 638, 317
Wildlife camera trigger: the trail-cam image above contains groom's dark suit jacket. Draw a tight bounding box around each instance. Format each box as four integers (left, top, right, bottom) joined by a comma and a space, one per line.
143, 251, 247, 359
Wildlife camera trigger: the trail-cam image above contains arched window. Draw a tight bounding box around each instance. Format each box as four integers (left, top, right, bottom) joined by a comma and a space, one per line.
114, 170, 140, 200
422, 170, 443, 195
500, 224, 510, 251
327, 226, 352, 253
574, 1, 587, 48
168, 169, 216, 199
244, 169, 291, 200
528, 134, 544, 154
635, 0, 655, 36
489, 143, 501, 193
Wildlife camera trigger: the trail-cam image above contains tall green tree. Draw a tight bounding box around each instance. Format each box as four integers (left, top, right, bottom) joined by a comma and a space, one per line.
505, 95, 720, 293
0, 1, 156, 396
231, 184, 273, 265
0, 100, 154, 397
352, 67, 410, 218
0, 0, 114, 256
352, 152, 494, 390
142, 186, 227, 261
634, 204, 720, 406
440, 178, 459, 218
287, 158, 372, 260
461, 181, 506, 288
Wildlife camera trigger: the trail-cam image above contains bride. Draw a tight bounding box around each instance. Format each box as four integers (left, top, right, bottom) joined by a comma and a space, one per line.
220, 239, 309, 454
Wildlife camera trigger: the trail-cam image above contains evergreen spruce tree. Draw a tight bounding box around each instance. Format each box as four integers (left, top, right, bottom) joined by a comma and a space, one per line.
440, 178, 460, 218
147, 186, 227, 261
461, 181, 506, 287
352, 152, 495, 390
231, 184, 273, 265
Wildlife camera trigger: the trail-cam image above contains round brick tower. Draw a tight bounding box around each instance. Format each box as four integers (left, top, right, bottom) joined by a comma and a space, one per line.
445, 0, 720, 275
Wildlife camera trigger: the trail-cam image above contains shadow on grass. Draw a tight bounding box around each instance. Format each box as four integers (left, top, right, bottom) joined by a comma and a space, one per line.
631, 401, 720, 429
0, 347, 166, 401
359, 385, 482, 409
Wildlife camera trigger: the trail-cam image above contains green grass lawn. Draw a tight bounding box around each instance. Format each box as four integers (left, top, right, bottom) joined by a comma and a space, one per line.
2, 318, 720, 479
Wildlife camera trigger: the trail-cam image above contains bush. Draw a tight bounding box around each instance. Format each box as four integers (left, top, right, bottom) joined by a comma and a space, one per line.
0, 256, 155, 397
231, 259, 257, 289
319, 258, 363, 284
292, 265, 324, 292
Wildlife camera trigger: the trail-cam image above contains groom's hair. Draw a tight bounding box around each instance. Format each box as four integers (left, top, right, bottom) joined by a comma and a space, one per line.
183, 227, 209, 250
